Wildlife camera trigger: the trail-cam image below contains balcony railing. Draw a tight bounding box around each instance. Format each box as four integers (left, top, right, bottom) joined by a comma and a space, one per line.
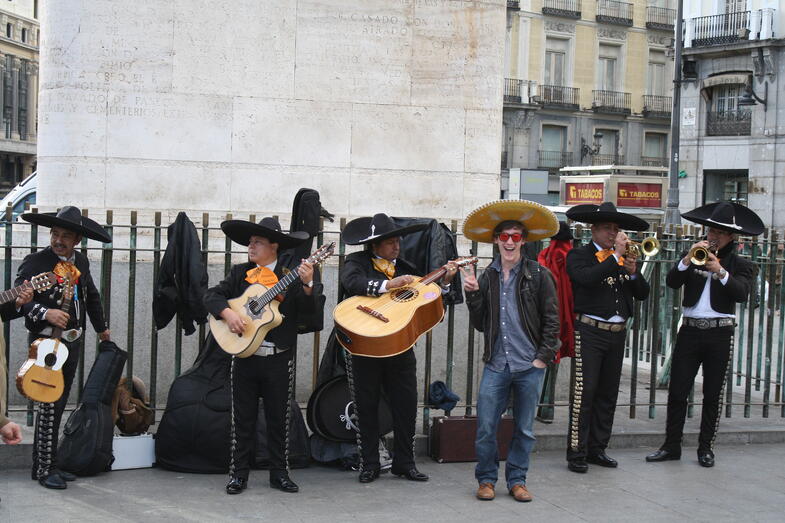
538, 150, 574, 169
507, 0, 520, 10
646, 7, 675, 30
542, 0, 581, 19
596, 0, 633, 26
706, 110, 751, 136
504, 78, 536, 104
592, 90, 631, 114
534, 85, 580, 110
642, 95, 672, 119
592, 154, 624, 165
692, 11, 750, 47
641, 156, 668, 167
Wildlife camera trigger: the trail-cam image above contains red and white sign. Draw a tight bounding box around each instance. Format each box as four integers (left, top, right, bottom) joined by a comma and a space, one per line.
617, 183, 662, 208
565, 182, 604, 205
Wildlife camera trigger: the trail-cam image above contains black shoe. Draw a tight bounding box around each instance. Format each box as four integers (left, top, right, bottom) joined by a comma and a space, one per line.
38, 472, 67, 490
646, 449, 681, 462
393, 468, 429, 482
697, 450, 715, 468
358, 468, 381, 483
586, 451, 618, 468
270, 474, 299, 493
567, 459, 588, 473
51, 469, 76, 482
225, 476, 247, 495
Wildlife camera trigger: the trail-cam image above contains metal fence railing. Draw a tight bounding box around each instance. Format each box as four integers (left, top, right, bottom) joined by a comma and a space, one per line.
596, 0, 634, 26
692, 11, 750, 47
646, 6, 675, 30
592, 89, 632, 114
542, 0, 582, 19
706, 109, 752, 136
3, 210, 785, 434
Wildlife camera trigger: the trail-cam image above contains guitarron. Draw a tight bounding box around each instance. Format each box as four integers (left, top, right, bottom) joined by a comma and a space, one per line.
210, 242, 335, 358
334, 257, 478, 358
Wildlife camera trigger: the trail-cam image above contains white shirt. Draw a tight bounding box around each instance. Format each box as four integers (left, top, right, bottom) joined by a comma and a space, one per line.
253, 260, 280, 357
677, 259, 734, 319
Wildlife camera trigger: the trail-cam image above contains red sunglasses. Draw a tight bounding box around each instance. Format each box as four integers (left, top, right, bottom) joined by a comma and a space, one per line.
497, 232, 523, 243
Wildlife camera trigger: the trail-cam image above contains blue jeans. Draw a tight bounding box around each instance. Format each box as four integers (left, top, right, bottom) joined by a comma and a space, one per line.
475, 364, 545, 489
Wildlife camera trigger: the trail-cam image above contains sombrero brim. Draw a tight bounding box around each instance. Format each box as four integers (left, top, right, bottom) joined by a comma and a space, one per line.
681, 203, 765, 236
342, 218, 428, 245
462, 200, 559, 243
220, 220, 309, 248
566, 206, 649, 232
21, 212, 112, 243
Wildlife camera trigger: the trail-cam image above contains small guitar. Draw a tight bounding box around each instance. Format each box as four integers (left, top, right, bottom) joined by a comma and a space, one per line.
0, 272, 58, 305
17, 275, 75, 403
210, 242, 336, 358
334, 257, 479, 358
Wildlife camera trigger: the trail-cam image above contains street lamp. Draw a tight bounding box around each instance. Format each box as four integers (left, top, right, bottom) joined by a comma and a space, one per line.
738, 78, 768, 111
581, 131, 603, 162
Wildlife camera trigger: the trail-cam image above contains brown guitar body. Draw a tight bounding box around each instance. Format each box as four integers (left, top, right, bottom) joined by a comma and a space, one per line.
17, 338, 66, 404
333, 281, 445, 357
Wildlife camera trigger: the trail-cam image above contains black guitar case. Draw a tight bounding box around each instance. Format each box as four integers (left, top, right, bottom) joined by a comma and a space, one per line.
58, 340, 127, 476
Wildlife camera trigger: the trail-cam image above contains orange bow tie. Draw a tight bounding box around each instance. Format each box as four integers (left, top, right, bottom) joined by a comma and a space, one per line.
245, 266, 279, 287
372, 258, 396, 280
53, 261, 81, 284
595, 249, 625, 266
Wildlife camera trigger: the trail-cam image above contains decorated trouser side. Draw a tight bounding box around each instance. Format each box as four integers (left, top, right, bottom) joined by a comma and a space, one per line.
229, 349, 294, 482
566, 322, 627, 461
349, 349, 417, 474
662, 325, 733, 453
30, 335, 81, 479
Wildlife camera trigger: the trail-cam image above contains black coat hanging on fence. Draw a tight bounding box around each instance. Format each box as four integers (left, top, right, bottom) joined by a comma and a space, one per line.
153, 212, 209, 335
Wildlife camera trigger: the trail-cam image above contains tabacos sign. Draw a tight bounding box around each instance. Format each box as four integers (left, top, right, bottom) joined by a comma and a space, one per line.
565, 182, 604, 205
617, 183, 662, 208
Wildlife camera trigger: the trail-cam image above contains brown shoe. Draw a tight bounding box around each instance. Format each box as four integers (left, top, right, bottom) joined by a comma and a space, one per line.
476, 482, 495, 500
510, 484, 532, 502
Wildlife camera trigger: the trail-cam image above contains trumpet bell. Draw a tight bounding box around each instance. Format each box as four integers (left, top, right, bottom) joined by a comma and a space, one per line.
689, 246, 710, 265
626, 237, 661, 258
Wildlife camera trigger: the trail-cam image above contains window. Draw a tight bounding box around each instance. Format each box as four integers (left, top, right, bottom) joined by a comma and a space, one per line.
544, 38, 568, 87
6, 23, 11, 39
598, 44, 621, 91
647, 50, 667, 96
21, 28, 26, 43
725, 0, 747, 14
540, 125, 568, 168
712, 84, 742, 113
704, 170, 748, 205
643, 133, 667, 166
593, 128, 621, 164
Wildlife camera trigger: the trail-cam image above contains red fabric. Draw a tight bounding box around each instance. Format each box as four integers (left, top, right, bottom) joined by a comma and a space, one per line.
538, 240, 575, 361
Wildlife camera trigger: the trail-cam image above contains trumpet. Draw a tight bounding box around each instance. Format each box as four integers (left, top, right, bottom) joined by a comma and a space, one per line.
625, 236, 661, 258
689, 242, 718, 265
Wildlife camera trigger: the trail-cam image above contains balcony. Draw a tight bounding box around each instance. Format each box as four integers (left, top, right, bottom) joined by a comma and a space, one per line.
646, 7, 675, 31
538, 150, 574, 169
691, 11, 750, 47
641, 156, 668, 167
542, 0, 581, 19
534, 85, 580, 110
642, 95, 672, 119
706, 110, 751, 136
592, 90, 631, 115
592, 154, 624, 165
596, 0, 633, 27
507, 0, 520, 10
504, 78, 536, 104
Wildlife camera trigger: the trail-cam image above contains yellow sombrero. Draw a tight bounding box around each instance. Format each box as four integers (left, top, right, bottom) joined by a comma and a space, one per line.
463, 200, 559, 243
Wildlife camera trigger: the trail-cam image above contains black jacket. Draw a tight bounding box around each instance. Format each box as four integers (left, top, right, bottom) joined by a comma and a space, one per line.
153, 212, 209, 335
465, 256, 560, 365
203, 260, 321, 351
567, 242, 650, 319
340, 250, 421, 299
15, 247, 107, 334
666, 244, 755, 313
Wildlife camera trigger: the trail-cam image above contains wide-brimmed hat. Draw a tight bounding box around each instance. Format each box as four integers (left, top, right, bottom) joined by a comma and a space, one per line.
342, 213, 428, 245
22, 206, 112, 243
462, 200, 559, 243
221, 216, 309, 249
681, 201, 765, 236
566, 201, 649, 232
552, 220, 574, 241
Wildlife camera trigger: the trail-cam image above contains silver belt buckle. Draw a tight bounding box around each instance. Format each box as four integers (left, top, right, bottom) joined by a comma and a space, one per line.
695, 319, 710, 330
62, 328, 83, 342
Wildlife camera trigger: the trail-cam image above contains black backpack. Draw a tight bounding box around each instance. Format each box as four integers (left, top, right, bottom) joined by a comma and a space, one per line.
58, 341, 127, 476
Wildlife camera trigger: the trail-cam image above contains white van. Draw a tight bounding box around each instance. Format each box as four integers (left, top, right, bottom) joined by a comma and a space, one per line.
0, 171, 37, 221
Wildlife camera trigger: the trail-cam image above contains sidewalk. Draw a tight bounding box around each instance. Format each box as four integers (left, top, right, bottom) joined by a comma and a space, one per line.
2, 443, 784, 522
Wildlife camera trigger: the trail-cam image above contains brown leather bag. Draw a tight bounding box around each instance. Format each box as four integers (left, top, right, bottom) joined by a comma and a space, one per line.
111, 376, 154, 435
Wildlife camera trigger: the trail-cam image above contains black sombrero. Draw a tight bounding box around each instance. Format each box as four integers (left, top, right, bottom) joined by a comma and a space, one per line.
566, 201, 649, 232
551, 220, 574, 241
681, 201, 765, 236
22, 206, 112, 243
342, 213, 428, 246
220, 216, 309, 249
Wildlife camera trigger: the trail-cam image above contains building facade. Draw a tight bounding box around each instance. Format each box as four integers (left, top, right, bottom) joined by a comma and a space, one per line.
0, 0, 38, 195
501, 0, 676, 203
678, 0, 784, 229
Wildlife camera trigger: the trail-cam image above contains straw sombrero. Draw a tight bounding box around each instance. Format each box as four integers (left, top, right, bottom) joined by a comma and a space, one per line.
462, 200, 559, 243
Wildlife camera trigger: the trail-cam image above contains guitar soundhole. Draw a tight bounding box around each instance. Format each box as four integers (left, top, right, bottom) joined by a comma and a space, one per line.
391, 288, 418, 303
44, 353, 57, 367
249, 301, 263, 315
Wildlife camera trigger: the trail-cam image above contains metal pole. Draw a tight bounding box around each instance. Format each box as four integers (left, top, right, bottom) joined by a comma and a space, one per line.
665, 0, 684, 225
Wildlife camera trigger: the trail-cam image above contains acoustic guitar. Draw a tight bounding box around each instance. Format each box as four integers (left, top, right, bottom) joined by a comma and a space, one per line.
0, 272, 58, 305
334, 257, 478, 358
210, 242, 335, 358
17, 275, 75, 403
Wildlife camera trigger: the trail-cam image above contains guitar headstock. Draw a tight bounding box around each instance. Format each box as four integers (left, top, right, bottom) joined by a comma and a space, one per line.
307, 242, 336, 265
30, 272, 58, 292
57, 274, 75, 302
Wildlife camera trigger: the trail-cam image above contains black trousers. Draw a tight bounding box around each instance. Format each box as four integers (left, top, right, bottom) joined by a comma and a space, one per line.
567, 322, 627, 461
29, 334, 81, 474
350, 349, 417, 473
662, 325, 733, 453
230, 349, 294, 481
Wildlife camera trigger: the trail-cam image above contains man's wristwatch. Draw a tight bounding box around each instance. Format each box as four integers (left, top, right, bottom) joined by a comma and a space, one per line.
305, 280, 314, 288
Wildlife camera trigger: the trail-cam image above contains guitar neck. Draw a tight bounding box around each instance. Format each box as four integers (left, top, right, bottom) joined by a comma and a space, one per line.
255, 266, 302, 307
52, 284, 75, 340
0, 281, 32, 306
421, 268, 447, 285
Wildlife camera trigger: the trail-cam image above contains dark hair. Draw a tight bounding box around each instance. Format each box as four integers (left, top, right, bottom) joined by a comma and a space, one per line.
493, 220, 527, 238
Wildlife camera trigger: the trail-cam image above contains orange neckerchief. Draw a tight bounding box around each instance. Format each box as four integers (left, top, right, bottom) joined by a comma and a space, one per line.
245, 266, 279, 287
53, 261, 81, 284
372, 258, 396, 280
595, 249, 625, 266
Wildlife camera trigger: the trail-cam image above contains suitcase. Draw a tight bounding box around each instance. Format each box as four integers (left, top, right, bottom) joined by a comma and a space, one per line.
429, 415, 515, 463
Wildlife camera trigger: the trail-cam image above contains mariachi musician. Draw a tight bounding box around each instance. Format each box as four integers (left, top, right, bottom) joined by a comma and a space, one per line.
646, 202, 764, 467
204, 217, 322, 495
339, 213, 456, 483
564, 202, 650, 473
15, 206, 112, 489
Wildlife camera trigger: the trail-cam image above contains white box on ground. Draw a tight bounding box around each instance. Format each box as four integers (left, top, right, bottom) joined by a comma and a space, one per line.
112, 434, 155, 470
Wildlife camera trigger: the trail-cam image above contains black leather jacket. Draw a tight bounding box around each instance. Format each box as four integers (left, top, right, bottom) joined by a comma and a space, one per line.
465, 256, 561, 364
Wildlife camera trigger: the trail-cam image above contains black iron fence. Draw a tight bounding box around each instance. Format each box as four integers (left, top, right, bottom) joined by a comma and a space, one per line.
707, 109, 752, 136
504, 78, 536, 104
692, 11, 750, 47
542, 0, 582, 19
596, 0, 634, 26
642, 94, 673, 119
593, 90, 632, 114
507, 0, 520, 10
538, 150, 574, 169
536, 85, 580, 110
646, 6, 675, 30
591, 153, 624, 165
641, 156, 668, 167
